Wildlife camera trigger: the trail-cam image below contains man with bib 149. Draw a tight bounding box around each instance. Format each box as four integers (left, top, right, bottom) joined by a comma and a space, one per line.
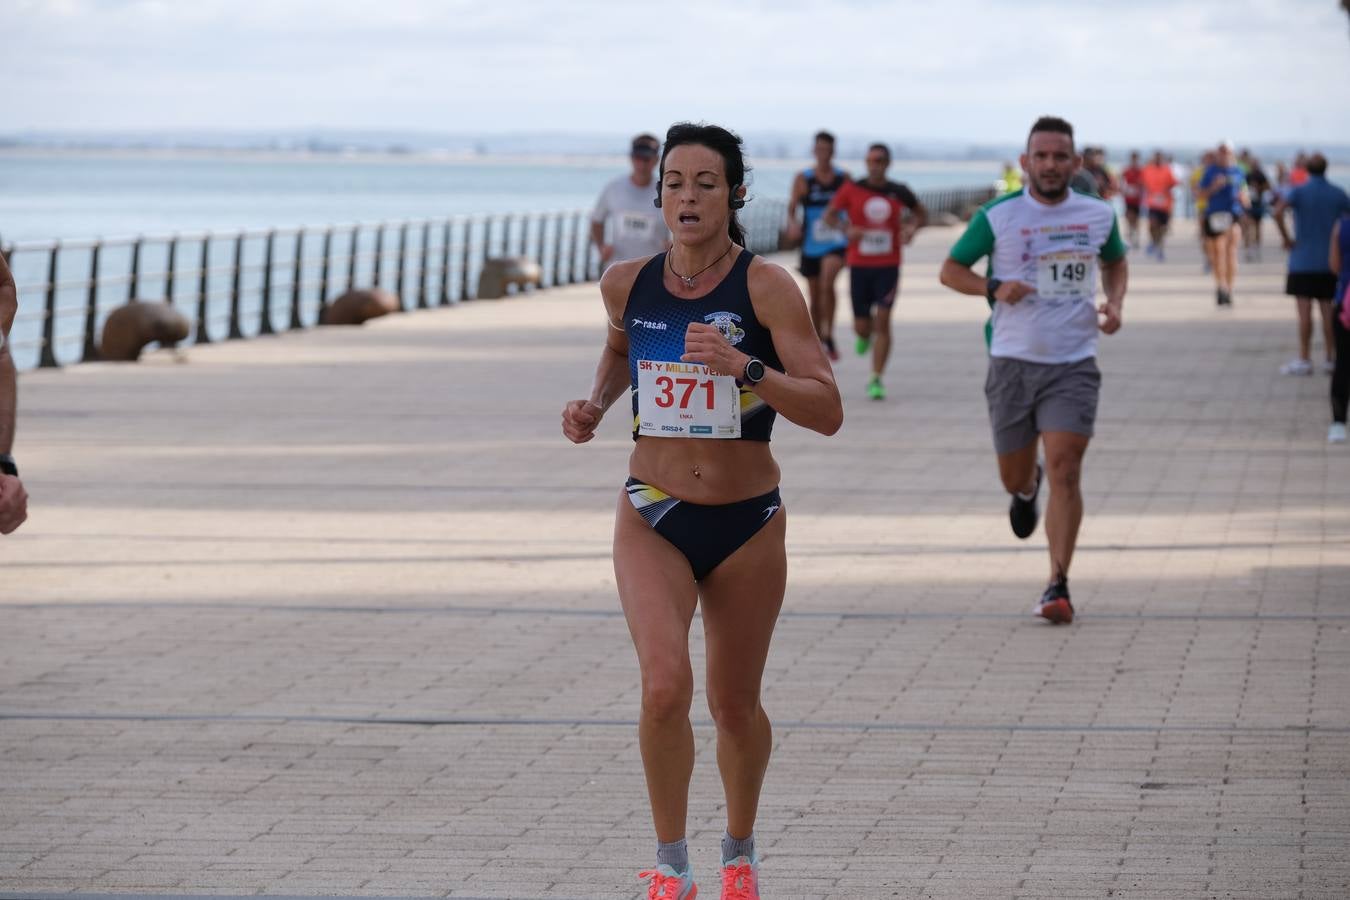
939, 116, 1128, 624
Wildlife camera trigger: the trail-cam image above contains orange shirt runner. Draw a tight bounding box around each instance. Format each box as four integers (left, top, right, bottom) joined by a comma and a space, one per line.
1140, 164, 1178, 213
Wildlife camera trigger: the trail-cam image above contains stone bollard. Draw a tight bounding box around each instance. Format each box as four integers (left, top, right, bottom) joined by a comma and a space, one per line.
320, 289, 401, 325
477, 256, 542, 299
99, 301, 192, 362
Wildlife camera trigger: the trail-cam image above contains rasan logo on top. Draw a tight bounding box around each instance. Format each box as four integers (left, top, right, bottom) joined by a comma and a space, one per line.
630, 318, 668, 330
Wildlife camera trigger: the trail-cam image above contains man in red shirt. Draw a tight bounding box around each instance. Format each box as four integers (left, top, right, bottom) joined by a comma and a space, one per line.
824, 143, 928, 400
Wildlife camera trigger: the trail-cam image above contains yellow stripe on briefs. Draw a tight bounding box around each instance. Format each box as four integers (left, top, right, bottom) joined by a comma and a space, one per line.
635, 484, 670, 503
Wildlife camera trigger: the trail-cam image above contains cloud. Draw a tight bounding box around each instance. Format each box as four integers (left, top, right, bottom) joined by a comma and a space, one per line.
4, 0, 1348, 143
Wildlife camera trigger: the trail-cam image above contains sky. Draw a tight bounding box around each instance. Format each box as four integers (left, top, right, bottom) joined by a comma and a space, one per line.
6, 0, 1350, 148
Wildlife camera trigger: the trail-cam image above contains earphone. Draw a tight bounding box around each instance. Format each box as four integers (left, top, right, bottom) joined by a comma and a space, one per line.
653, 185, 746, 209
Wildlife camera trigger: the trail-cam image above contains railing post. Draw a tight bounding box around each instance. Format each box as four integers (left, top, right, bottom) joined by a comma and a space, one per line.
418, 221, 431, 309
318, 227, 333, 317
347, 226, 360, 294
194, 235, 212, 345
372, 223, 385, 289
165, 235, 178, 302
532, 216, 546, 290
394, 222, 408, 311
552, 212, 565, 287
572, 212, 588, 283
81, 242, 102, 362
289, 228, 305, 331
481, 216, 496, 294
439, 220, 452, 305
258, 230, 276, 336
39, 244, 60, 368
228, 233, 245, 340
460, 218, 473, 301
127, 237, 142, 302
529, 215, 542, 278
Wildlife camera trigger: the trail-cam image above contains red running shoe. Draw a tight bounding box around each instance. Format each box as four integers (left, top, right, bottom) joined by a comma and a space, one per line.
1034, 578, 1074, 624
719, 855, 759, 900
639, 865, 697, 899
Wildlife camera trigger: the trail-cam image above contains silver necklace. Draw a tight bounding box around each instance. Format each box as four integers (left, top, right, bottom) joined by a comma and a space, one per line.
668, 244, 734, 288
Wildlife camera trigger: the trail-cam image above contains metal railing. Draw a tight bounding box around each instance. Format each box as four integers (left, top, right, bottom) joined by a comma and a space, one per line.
2, 186, 994, 371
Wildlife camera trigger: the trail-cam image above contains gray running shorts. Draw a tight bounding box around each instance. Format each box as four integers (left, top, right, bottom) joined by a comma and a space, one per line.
984, 356, 1101, 455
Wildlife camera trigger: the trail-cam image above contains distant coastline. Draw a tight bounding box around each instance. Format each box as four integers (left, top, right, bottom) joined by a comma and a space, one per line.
7, 129, 1342, 166
0, 145, 1007, 173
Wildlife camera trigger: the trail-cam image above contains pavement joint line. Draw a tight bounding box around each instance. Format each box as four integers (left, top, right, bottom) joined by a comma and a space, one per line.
3, 711, 1346, 734
0, 895, 528, 900
28, 478, 1347, 496
3, 538, 1339, 570
3, 601, 1346, 622
18, 533, 1340, 553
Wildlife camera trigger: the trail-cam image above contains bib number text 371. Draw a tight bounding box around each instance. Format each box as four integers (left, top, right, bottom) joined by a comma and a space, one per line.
637, 360, 741, 438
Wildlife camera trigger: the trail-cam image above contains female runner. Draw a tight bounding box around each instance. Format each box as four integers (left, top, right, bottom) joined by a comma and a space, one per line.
562, 122, 842, 899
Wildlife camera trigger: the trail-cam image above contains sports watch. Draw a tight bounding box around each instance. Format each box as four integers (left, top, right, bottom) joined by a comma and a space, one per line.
742, 357, 766, 385
986, 278, 1003, 302
0, 453, 16, 477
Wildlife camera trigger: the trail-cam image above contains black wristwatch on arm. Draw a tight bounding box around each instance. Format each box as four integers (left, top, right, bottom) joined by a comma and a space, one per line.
742, 357, 766, 385
986, 277, 1003, 302
0, 453, 16, 477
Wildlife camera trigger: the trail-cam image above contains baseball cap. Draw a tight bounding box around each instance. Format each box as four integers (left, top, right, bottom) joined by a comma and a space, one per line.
631, 134, 660, 158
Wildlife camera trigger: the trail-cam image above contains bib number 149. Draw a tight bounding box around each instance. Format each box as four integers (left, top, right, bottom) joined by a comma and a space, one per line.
1047, 260, 1087, 282
1036, 251, 1094, 302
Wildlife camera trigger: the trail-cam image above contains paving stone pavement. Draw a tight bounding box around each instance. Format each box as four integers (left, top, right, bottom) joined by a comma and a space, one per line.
1, 224, 1347, 900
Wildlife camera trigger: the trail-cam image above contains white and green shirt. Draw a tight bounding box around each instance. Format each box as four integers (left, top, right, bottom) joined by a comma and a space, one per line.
949, 188, 1126, 364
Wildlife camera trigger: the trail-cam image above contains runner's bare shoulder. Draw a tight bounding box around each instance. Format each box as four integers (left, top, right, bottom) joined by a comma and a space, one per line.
600, 254, 655, 320
745, 255, 807, 322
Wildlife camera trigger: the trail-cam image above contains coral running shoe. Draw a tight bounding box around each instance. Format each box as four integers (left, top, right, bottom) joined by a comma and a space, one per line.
1034, 578, 1074, 625
719, 855, 759, 900
639, 865, 697, 899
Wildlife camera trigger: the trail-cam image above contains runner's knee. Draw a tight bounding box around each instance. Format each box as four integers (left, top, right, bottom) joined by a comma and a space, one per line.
641, 669, 694, 722
707, 685, 761, 734
1045, 454, 1082, 492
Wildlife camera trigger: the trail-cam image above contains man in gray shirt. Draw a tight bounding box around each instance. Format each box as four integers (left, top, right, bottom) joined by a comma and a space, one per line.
590, 133, 671, 272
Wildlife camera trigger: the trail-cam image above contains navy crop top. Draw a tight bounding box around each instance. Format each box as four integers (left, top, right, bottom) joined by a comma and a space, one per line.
624, 250, 782, 442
